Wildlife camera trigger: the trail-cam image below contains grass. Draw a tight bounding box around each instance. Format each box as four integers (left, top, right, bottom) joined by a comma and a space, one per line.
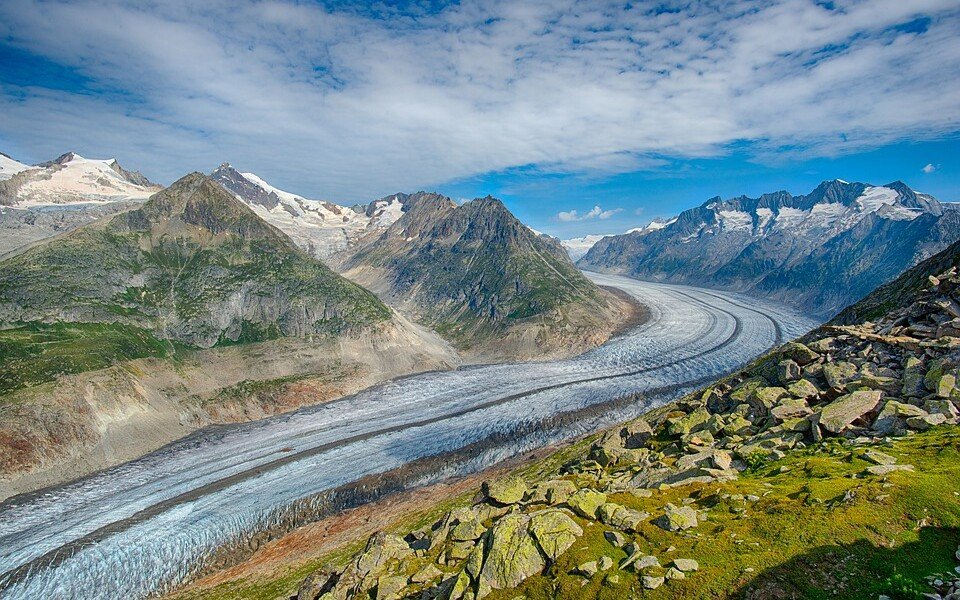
0, 321, 176, 396
171, 427, 960, 600
492, 427, 960, 600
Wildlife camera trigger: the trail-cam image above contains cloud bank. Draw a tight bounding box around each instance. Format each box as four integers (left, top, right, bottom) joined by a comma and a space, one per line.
0, 0, 958, 201
557, 206, 622, 222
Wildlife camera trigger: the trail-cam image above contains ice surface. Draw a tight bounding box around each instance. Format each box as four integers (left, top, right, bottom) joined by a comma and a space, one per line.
0, 275, 817, 599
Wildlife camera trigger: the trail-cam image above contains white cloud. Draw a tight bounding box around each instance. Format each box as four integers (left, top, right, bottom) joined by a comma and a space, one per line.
922, 163, 938, 173
557, 205, 622, 222
0, 0, 958, 201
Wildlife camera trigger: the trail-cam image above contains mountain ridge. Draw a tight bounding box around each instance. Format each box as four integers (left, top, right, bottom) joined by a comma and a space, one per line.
579, 178, 960, 317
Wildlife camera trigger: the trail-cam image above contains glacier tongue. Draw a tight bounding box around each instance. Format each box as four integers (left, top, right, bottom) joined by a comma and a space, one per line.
0, 274, 817, 600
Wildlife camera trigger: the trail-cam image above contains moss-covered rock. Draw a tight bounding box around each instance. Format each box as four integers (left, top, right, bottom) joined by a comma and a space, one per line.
565, 488, 607, 519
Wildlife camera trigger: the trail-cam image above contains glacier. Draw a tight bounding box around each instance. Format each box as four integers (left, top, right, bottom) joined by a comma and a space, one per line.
0, 274, 818, 599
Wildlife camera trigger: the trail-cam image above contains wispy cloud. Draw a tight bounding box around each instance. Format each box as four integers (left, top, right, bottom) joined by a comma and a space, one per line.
557, 206, 622, 222
0, 0, 957, 201
922, 163, 939, 173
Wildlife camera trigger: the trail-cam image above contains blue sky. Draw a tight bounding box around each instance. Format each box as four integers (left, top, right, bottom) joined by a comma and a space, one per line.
1, 0, 958, 237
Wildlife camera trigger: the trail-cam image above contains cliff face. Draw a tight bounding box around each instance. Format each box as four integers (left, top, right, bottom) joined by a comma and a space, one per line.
338, 193, 636, 361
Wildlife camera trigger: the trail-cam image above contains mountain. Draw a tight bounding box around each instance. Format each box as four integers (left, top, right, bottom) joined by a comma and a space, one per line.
561, 234, 608, 261
580, 180, 960, 317
0, 172, 390, 348
211, 163, 410, 258
0, 151, 162, 258
287, 215, 960, 600
0, 172, 459, 494
0, 152, 30, 180
0, 151, 160, 206
337, 192, 636, 360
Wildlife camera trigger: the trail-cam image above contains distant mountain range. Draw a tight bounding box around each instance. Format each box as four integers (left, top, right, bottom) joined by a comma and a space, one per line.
0, 172, 392, 348
579, 179, 960, 317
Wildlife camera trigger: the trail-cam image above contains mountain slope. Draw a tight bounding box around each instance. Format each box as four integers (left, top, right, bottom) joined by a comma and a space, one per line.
580, 180, 960, 318
338, 193, 636, 360
0, 152, 30, 180
830, 236, 960, 326
211, 163, 409, 258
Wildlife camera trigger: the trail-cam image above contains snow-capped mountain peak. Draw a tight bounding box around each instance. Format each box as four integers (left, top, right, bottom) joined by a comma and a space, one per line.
0, 152, 31, 181
0, 151, 161, 207
210, 164, 412, 259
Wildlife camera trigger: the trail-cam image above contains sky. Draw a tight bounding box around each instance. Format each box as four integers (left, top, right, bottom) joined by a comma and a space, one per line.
1, 0, 959, 238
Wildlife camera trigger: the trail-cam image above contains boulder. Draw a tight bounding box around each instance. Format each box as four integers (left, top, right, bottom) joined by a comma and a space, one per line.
667, 407, 712, 436
902, 357, 927, 398
819, 390, 883, 433
597, 503, 649, 532
623, 419, 654, 448
575, 561, 598, 577
375, 575, 407, 600
779, 341, 820, 365
770, 398, 813, 421
642, 575, 665, 589
936, 374, 957, 399
712, 449, 734, 471
657, 503, 699, 531
777, 360, 801, 384
479, 514, 545, 590
873, 401, 927, 435
410, 564, 443, 584
906, 413, 947, 431
672, 558, 699, 572
861, 449, 897, 465
823, 361, 859, 391
749, 387, 789, 414
855, 374, 901, 395
599, 556, 614, 571
529, 479, 578, 506
528, 509, 583, 560
665, 567, 686, 580
566, 488, 607, 519
482, 477, 527, 506
450, 518, 487, 542
787, 378, 820, 400
297, 567, 338, 600
865, 464, 915, 476
604, 530, 627, 548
